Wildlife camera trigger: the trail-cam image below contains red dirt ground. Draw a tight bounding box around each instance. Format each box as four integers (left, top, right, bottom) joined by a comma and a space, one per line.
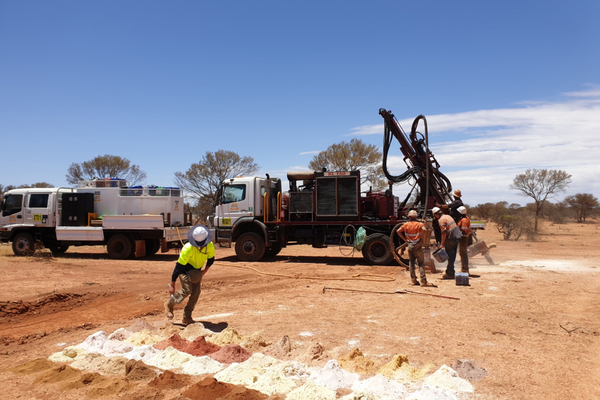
1, 221, 599, 399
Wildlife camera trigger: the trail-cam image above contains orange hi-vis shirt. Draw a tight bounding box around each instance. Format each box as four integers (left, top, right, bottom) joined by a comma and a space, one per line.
439, 214, 462, 240
458, 216, 472, 236
398, 221, 426, 244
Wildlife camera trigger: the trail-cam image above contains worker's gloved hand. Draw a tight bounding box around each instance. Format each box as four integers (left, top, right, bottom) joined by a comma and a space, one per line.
168, 283, 175, 295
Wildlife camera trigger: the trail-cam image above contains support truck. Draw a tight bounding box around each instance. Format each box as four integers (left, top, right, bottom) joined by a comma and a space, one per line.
0, 179, 192, 259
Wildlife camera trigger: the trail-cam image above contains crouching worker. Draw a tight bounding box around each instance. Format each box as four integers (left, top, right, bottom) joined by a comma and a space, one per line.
165, 224, 214, 325
397, 210, 435, 287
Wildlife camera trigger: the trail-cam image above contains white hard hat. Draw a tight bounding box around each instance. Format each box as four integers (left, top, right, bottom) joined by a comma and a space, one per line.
193, 226, 208, 242
432, 207, 441, 215
187, 224, 212, 247
458, 206, 467, 215
408, 210, 418, 217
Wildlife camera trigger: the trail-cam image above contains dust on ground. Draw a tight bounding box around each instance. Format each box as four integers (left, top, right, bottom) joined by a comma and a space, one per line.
0, 221, 599, 399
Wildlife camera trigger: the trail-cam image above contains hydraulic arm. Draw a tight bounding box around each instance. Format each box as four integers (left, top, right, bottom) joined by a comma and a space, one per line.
379, 108, 453, 210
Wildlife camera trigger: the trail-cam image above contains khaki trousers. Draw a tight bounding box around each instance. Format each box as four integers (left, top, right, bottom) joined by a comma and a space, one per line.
407, 242, 427, 283
459, 236, 469, 273
167, 269, 203, 319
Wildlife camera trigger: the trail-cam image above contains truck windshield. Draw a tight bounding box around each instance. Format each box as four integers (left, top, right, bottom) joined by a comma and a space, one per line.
222, 184, 246, 204
2, 194, 23, 216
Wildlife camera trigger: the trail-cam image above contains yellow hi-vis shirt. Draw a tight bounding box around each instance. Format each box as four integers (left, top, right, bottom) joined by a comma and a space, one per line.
177, 242, 215, 269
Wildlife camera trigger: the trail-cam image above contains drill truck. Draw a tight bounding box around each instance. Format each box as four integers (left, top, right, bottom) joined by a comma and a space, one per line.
210, 109, 486, 265
0, 179, 193, 259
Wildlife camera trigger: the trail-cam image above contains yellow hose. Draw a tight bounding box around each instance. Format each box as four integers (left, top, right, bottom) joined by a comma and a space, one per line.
215, 261, 395, 282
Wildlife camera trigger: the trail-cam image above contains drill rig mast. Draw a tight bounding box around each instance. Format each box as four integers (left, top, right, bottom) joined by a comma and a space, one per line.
379, 108, 453, 213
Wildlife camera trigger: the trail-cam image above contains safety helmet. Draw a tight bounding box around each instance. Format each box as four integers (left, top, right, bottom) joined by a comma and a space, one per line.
408, 210, 418, 218
457, 206, 467, 215
453, 189, 462, 198
432, 207, 442, 215
187, 224, 213, 247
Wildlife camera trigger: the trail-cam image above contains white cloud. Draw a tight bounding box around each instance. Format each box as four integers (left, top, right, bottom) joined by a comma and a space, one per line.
353, 89, 600, 205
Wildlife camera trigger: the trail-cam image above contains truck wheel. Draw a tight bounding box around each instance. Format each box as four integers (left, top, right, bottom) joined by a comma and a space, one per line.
107, 234, 134, 259
12, 233, 35, 256
145, 239, 160, 256
362, 233, 394, 265
235, 232, 265, 261
264, 244, 282, 258
48, 245, 69, 255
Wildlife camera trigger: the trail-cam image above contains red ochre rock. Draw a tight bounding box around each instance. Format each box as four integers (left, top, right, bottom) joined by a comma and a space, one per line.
187, 336, 222, 357
209, 344, 252, 364
153, 333, 222, 357
182, 376, 268, 400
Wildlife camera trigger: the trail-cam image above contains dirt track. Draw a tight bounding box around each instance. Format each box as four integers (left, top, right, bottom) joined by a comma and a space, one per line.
1, 221, 599, 399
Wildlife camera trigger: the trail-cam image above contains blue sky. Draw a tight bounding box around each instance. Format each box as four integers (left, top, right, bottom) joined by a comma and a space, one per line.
1, 1, 599, 206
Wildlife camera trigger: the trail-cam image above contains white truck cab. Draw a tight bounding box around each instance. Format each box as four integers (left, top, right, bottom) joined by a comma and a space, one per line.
214, 176, 277, 229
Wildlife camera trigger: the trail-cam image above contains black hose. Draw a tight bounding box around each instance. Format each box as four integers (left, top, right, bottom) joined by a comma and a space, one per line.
382, 123, 422, 183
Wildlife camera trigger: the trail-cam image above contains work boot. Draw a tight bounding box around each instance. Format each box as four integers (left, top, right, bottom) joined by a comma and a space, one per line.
421, 281, 437, 288
182, 316, 195, 326
411, 279, 420, 286
164, 301, 174, 320
441, 274, 455, 280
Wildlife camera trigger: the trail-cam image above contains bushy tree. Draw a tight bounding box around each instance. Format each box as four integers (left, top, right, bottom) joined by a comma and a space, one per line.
545, 201, 572, 224
66, 155, 147, 186
1, 183, 51, 193
174, 150, 259, 221
17, 182, 54, 188
308, 139, 386, 190
471, 202, 495, 220
510, 169, 572, 232
564, 193, 599, 223
496, 212, 535, 241
488, 201, 509, 222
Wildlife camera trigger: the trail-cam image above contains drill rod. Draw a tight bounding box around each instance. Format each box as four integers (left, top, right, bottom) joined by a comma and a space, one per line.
322, 286, 459, 300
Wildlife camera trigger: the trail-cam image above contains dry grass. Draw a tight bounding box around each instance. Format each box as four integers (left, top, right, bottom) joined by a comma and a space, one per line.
0, 243, 13, 256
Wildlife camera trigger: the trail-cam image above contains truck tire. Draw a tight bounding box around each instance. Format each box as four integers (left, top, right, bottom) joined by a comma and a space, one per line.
145, 239, 161, 256
12, 233, 35, 256
362, 233, 394, 265
48, 245, 69, 255
235, 232, 265, 261
107, 234, 134, 259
